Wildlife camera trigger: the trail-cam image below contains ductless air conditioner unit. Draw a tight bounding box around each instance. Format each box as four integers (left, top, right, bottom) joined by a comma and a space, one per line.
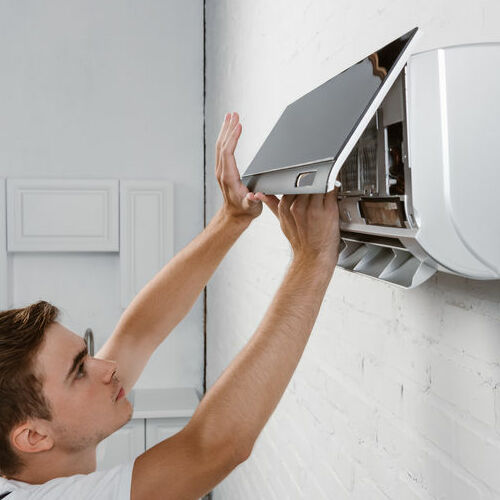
241, 28, 500, 288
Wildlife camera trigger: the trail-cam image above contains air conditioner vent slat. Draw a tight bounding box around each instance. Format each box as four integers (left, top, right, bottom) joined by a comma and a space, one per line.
379, 252, 421, 287
337, 241, 368, 270
337, 239, 436, 288
379, 248, 412, 279
353, 246, 394, 277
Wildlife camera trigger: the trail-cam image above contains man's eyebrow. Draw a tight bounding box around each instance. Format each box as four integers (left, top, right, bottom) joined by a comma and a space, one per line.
65, 342, 88, 382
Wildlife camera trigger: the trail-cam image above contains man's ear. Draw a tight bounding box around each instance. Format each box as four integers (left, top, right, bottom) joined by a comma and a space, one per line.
11, 421, 54, 454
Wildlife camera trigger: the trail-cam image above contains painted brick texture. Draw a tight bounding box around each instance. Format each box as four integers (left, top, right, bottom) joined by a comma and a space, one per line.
205, 1, 500, 498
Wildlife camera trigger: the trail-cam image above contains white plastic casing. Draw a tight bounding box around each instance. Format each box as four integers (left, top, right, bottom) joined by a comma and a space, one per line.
408, 43, 500, 280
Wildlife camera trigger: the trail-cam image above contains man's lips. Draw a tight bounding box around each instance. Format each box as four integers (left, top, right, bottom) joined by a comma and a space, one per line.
114, 386, 124, 401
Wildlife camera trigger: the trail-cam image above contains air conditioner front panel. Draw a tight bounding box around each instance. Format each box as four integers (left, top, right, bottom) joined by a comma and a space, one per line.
242, 161, 333, 195
444, 44, 500, 276
407, 45, 500, 279
241, 28, 420, 192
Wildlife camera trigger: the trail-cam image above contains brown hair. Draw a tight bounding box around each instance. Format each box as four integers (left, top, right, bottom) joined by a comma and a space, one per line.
0, 300, 59, 478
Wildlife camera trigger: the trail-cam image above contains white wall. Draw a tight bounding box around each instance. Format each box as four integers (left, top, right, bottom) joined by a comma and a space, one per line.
205, 2, 500, 499
0, 0, 204, 392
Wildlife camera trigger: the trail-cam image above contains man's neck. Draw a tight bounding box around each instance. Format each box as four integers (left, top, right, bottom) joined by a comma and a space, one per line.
9, 447, 97, 485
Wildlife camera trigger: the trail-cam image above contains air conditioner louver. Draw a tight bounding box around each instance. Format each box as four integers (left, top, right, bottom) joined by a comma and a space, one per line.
338, 239, 435, 288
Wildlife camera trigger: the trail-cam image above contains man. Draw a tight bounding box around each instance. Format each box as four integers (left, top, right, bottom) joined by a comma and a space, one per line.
0, 112, 340, 499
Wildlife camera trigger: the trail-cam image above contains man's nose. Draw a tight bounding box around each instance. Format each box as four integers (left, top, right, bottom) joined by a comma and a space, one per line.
101, 359, 119, 384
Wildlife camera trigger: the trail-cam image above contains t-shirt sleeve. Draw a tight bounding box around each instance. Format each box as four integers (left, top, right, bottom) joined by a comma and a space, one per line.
7, 462, 134, 500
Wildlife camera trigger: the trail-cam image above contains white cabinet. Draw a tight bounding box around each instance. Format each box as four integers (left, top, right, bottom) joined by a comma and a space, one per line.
96, 419, 145, 469
96, 417, 193, 469
0, 177, 174, 310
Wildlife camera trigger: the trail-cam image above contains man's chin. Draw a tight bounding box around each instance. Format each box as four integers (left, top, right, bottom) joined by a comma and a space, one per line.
118, 397, 134, 425
93, 401, 135, 450
125, 399, 133, 422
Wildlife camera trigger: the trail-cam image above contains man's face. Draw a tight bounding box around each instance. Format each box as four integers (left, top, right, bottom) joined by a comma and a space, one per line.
32, 322, 133, 454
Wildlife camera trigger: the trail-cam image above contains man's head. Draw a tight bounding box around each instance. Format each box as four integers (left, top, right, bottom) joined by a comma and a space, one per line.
0, 301, 133, 479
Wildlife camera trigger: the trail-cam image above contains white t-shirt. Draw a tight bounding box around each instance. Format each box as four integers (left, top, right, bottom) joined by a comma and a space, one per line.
0, 463, 133, 499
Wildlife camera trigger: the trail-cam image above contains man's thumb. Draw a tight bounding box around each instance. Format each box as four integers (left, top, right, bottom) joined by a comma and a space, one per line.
246, 192, 260, 204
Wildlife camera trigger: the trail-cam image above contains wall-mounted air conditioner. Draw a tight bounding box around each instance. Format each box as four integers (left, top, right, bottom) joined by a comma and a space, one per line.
241, 28, 500, 288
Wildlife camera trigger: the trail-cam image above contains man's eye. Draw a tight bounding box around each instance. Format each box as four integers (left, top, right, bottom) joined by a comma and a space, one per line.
75, 362, 86, 379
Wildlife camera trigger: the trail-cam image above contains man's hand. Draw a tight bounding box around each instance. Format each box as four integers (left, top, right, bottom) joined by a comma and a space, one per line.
254, 190, 341, 268
216, 112, 263, 223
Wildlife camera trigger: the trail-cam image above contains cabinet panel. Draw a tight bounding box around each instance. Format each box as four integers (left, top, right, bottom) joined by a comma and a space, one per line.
6, 178, 119, 252
146, 417, 189, 449
96, 419, 145, 471
120, 180, 174, 308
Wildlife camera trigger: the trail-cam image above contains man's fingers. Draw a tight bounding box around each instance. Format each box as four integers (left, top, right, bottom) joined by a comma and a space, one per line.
217, 113, 242, 189
290, 194, 310, 220
325, 185, 340, 210
279, 194, 295, 214
222, 112, 239, 147
215, 112, 231, 176
216, 112, 231, 148
278, 194, 298, 238
219, 122, 242, 189
279, 194, 299, 226
225, 122, 242, 155
254, 192, 279, 217
309, 192, 324, 211
216, 113, 232, 157
278, 194, 295, 224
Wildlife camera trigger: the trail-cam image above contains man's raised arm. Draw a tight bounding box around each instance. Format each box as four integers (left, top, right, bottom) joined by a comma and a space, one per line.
131, 188, 340, 499
95, 112, 264, 394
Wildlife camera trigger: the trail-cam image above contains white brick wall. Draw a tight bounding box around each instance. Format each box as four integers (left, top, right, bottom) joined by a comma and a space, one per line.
205, 1, 500, 498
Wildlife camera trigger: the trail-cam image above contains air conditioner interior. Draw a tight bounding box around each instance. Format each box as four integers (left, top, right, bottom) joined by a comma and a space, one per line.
337, 72, 412, 225
336, 70, 434, 288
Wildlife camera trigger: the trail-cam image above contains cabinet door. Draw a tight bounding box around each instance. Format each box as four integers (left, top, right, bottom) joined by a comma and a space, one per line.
96, 419, 145, 470
145, 417, 189, 449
